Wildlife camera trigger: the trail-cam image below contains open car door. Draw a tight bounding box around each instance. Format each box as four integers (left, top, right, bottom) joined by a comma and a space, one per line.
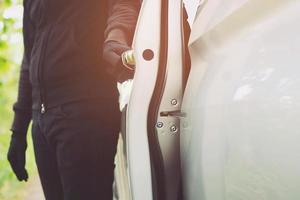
115, 0, 189, 200
116, 1, 300, 200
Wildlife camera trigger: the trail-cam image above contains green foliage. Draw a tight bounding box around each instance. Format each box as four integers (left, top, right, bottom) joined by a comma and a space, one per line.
0, 0, 37, 199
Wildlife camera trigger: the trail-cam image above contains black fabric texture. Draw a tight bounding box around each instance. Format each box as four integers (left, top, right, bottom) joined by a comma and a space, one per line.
31, 100, 120, 200
103, 40, 134, 83
11, 0, 140, 135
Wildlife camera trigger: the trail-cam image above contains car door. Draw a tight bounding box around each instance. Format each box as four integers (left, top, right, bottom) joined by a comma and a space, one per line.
116, 0, 188, 200
117, 0, 300, 200
181, 0, 300, 200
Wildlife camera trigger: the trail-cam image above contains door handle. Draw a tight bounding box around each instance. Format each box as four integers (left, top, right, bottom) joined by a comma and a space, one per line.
121, 50, 135, 71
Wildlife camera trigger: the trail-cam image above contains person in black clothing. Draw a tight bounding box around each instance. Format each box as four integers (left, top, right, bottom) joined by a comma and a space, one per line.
7, 0, 140, 199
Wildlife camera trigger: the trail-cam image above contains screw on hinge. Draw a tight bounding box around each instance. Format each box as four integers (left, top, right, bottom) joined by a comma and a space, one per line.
170, 125, 178, 133
171, 99, 178, 106
156, 122, 164, 128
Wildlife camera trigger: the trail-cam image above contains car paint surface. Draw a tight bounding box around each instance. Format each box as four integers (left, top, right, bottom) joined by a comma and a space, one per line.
125, 0, 162, 199
181, 0, 300, 199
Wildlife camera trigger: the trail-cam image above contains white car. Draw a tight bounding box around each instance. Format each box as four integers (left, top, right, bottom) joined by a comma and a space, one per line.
114, 1, 300, 200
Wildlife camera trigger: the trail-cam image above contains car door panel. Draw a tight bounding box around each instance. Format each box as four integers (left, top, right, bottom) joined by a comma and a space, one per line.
181, 1, 300, 199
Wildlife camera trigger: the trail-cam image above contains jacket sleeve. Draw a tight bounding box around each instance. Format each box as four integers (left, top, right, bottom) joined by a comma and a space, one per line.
104, 0, 141, 45
11, 1, 35, 134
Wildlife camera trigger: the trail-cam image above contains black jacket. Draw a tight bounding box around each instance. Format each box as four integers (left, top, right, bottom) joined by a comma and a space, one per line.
11, 0, 140, 134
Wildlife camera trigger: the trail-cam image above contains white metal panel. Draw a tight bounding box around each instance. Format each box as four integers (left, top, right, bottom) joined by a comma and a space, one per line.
126, 0, 162, 199
181, 1, 300, 199
189, 0, 250, 45
155, 0, 184, 200
183, 0, 201, 25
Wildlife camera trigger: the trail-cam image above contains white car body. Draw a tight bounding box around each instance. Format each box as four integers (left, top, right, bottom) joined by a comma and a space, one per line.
115, 1, 300, 200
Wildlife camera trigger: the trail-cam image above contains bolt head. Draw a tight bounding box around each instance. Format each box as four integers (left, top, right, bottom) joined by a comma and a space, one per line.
156, 122, 164, 128
171, 99, 178, 106
170, 125, 178, 133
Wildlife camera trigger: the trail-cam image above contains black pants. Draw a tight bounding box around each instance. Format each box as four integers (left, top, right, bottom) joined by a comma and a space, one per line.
31, 99, 120, 200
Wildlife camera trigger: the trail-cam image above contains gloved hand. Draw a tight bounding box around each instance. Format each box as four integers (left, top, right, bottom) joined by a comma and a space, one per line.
7, 132, 28, 182
103, 40, 134, 83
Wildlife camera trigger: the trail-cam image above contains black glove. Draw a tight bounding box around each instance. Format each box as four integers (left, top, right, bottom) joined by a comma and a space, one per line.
7, 132, 28, 182
103, 40, 134, 83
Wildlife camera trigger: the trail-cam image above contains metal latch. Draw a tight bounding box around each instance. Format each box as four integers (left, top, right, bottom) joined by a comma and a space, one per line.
160, 110, 186, 118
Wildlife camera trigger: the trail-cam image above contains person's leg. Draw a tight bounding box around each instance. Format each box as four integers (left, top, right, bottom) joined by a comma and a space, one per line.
49, 100, 120, 200
31, 112, 64, 200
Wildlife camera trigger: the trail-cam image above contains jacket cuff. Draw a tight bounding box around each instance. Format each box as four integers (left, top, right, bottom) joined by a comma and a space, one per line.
105, 28, 129, 45
10, 105, 32, 135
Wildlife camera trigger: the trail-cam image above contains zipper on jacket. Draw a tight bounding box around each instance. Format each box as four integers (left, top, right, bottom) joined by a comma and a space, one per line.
37, 26, 52, 114
41, 103, 46, 114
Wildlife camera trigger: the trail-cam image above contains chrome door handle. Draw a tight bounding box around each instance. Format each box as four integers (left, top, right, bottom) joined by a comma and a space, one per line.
121, 50, 135, 71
